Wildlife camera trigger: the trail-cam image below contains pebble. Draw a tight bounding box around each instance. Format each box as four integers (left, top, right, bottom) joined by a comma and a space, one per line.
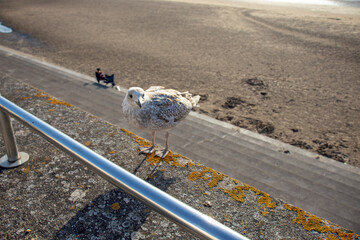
69, 189, 86, 202
204, 201, 212, 207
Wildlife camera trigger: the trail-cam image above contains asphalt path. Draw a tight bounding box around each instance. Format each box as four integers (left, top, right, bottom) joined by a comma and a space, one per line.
1, 46, 360, 232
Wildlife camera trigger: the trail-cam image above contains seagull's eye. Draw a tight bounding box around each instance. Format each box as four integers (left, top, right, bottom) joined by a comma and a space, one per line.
129, 94, 133, 98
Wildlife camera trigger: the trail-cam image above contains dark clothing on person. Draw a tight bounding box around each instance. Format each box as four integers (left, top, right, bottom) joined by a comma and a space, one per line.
95, 68, 115, 87
96, 71, 106, 80
105, 74, 114, 82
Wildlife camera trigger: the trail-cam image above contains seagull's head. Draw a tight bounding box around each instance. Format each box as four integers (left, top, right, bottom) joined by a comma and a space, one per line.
126, 87, 145, 109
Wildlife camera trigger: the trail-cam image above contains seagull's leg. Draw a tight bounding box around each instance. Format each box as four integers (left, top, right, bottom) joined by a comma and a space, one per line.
139, 131, 156, 154
155, 131, 169, 158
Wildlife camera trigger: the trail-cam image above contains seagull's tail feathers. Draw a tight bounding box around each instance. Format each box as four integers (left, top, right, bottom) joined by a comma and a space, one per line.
191, 95, 201, 107
187, 94, 200, 107
181, 92, 200, 107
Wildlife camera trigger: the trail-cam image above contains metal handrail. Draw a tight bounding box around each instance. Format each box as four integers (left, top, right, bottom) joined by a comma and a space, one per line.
0, 95, 249, 240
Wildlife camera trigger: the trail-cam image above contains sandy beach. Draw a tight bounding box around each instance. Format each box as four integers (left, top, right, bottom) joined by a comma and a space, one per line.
0, 0, 359, 167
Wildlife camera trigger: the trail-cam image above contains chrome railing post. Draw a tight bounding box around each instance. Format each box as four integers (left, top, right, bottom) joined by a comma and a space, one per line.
0, 107, 29, 168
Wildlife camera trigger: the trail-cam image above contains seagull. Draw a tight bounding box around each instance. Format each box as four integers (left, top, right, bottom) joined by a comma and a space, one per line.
122, 86, 200, 158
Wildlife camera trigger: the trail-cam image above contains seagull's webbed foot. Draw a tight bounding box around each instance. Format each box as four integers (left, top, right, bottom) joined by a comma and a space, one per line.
139, 145, 155, 155
139, 131, 156, 155
155, 148, 169, 159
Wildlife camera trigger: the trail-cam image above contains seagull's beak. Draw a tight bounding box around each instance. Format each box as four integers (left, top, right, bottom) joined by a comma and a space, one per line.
136, 99, 142, 108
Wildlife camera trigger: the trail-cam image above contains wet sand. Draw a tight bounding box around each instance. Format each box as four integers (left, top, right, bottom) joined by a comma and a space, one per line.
0, 0, 359, 167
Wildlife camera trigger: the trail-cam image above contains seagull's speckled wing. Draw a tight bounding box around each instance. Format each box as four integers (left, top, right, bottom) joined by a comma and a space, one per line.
140, 89, 193, 130
122, 86, 199, 131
